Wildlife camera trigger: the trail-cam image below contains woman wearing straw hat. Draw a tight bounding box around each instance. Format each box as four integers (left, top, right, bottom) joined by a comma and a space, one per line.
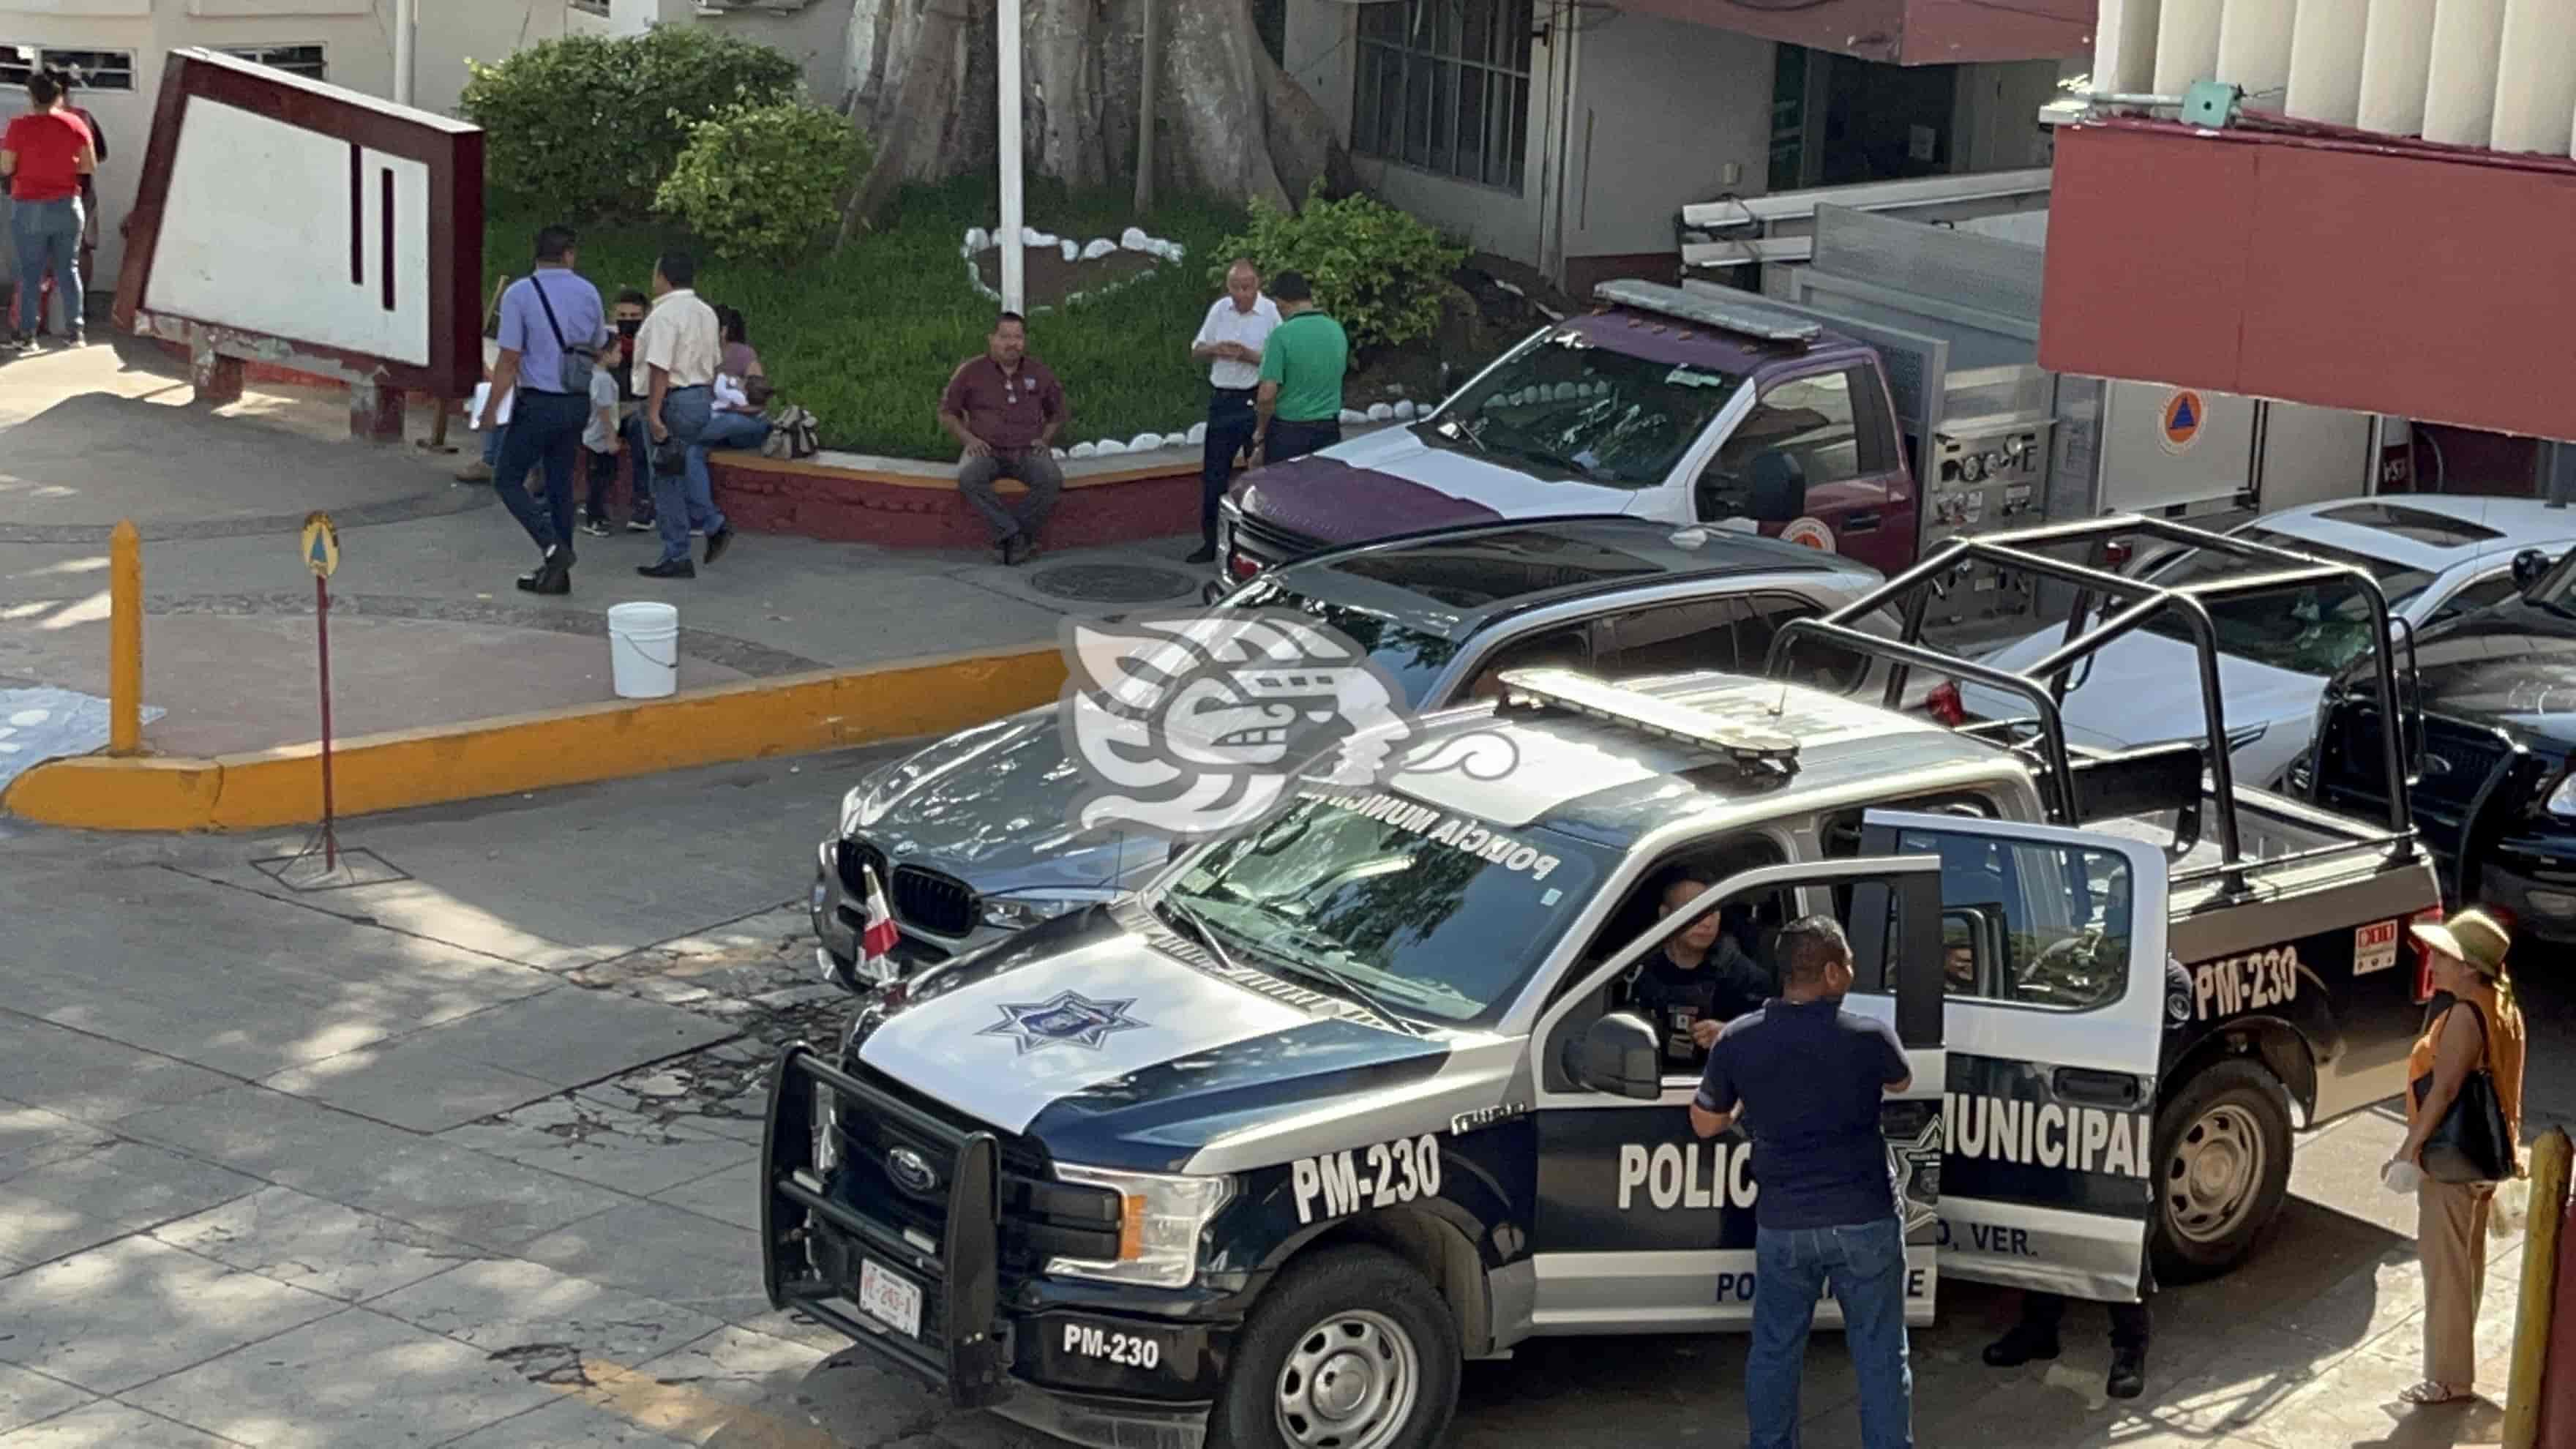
2388, 908, 2526, 1407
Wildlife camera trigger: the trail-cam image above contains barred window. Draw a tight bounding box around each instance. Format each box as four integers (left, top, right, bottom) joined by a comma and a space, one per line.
0, 46, 137, 91
1352, 0, 1532, 193
220, 44, 326, 81
571, 0, 611, 14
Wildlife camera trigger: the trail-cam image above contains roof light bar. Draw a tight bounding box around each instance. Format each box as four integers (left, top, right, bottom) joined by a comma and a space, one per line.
1494, 668, 1800, 767
1591, 280, 1821, 345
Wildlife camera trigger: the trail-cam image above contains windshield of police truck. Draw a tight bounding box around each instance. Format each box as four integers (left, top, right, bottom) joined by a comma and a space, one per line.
2134, 527, 2435, 676
1226, 580, 1460, 708
1426, 329, 1746, 487
1155, 788, 1611, 1026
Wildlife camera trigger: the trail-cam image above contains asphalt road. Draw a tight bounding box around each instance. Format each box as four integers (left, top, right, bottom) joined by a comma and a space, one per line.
0, 749, 2557, 1449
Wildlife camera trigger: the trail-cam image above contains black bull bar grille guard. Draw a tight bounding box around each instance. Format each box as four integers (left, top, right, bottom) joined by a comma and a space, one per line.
761, 1043, 1009, 1409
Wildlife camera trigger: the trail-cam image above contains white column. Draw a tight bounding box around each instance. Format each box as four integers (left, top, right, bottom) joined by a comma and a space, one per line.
2153, 0, 2225, 94
2093, 0, 2168, 97
2285, 0, 2366, 123
2490, 0, 2576, 154
998, 0, 1026, 315
2422, 0, 2505, 146
392, 0, 416, 107
2357, 0, 2438, 135
2216, 0, 2298, 100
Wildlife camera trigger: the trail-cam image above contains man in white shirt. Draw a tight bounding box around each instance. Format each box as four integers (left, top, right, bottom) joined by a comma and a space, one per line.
1187, 258, 1279, 563
629, 250, 734, 580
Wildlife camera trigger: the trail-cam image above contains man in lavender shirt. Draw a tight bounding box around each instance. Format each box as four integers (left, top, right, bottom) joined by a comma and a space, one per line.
475, 224, 609, 595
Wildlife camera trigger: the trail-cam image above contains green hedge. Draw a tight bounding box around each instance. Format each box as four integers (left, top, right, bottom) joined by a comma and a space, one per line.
1213, 187, 1465, 356
460, 27, 802, 220
487, 177, 1248, 461
656, 101, 865, 263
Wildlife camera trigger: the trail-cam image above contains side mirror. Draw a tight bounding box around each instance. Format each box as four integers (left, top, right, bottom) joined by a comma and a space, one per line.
1750, 451, 1808, 523
2515, 548, 2551, 593
1565, 1012, 1663, 1100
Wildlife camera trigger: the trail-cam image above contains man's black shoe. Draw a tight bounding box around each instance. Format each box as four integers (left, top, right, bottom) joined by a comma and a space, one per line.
2106, 1349, 2146, 1400
703, 525, 735, 566
1186, 544, 1217, 564
1981, 1325, 2062, 1368
516, 547, 572, 595
516, 563, 570, 596
637, 559, 696, 580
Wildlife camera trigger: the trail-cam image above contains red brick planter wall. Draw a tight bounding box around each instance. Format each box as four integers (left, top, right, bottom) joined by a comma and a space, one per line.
708, 454, 1202, 550
143, 340, 1206, 549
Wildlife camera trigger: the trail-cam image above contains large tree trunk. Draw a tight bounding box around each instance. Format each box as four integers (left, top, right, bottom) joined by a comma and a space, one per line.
840, 0, 976, 239
840, 0, 1349, 238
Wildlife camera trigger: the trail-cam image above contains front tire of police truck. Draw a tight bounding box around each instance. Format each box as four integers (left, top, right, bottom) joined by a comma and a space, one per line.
1209, 1244, 1462, 1449
2150, 1058, 2294, 1284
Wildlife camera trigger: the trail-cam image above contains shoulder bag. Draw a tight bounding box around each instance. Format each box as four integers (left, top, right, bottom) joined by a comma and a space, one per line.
2412, 1001, 2516, 1184
528, 274, 597, 395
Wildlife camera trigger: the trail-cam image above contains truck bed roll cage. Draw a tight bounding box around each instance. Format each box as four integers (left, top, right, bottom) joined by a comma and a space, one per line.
1764, 515, 2416, 891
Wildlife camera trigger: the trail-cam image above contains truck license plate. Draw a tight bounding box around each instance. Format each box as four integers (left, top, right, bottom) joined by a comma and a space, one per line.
858, 1259, 923, 1338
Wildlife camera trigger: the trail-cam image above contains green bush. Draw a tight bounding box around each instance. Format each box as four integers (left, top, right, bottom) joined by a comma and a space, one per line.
1213, 186, 1465, 355
460, 26, 802, 219
656, 102, 864, 262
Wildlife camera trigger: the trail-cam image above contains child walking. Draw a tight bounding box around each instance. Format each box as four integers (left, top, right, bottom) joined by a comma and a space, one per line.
580, 335, 628, 536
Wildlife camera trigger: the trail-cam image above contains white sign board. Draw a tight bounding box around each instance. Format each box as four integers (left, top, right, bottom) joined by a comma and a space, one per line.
143, 98, 433, 366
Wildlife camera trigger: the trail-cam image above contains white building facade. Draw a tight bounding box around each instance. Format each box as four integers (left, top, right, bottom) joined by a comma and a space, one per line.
1282, 0, 2082, 288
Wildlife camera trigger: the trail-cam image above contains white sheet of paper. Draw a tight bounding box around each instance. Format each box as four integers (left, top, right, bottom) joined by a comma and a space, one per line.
468, 382, 514, 428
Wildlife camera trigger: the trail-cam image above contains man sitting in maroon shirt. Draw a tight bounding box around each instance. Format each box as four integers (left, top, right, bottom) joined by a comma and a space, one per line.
939, 311, 1067, 566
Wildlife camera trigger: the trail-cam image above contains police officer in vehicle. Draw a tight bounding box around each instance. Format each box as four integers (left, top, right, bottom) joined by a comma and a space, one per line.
1624, 866, 1771, 1071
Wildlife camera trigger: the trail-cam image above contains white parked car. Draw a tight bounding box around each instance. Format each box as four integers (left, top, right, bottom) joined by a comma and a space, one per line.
1952, 496, 2576, 790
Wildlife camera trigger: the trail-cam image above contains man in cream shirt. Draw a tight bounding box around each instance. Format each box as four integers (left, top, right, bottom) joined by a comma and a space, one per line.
631, 250, 735, 579
1188, 258, 1279, 563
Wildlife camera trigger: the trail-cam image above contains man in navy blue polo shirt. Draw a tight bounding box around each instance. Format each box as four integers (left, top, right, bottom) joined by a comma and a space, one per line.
1691, 914, 1914, 1449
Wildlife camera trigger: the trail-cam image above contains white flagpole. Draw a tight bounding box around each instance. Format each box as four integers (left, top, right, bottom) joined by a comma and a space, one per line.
393, 0, 416, 106
997, 0, 1026, 315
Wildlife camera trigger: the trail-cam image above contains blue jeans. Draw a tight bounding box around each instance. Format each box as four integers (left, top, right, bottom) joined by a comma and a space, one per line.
689, 408, 771, 506
482, 419, 507, 468
1200, 388, 1258, 542
646, 386, 724, 563
493, 389, 586, 553
1748, 1216, 1912, 1449
10, 196, 82, 337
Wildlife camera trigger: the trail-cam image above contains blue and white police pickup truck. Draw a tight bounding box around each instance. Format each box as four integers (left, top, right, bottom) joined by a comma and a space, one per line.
760, 520, 2441, 1449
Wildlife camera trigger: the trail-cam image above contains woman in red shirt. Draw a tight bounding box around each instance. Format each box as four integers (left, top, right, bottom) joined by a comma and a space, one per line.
32, 66, 105, 340
2, 68, 97, 348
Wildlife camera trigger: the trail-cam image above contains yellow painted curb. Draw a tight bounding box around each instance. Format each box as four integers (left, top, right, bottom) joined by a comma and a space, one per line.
2, 643, 1070, 833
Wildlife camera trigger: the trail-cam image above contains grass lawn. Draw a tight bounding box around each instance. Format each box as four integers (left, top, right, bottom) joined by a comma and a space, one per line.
484, 176, 1250, 463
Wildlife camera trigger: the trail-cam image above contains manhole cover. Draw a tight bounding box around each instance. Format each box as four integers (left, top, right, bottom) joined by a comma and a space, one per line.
1025, 564, 1198, 603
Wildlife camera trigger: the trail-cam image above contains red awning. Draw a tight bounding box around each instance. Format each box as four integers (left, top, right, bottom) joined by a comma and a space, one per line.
2039, 117, 2576, 442
1609, 0, 2092, 65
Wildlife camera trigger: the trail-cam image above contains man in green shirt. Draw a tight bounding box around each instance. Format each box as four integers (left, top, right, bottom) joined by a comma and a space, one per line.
1253, 270, 1349, 465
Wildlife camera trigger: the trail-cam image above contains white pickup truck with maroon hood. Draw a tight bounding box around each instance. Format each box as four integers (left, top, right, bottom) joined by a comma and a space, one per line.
1214, 280, 1918, 589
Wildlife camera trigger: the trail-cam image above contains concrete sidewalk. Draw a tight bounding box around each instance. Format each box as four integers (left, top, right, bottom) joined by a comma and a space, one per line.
0, 339, 1208, 817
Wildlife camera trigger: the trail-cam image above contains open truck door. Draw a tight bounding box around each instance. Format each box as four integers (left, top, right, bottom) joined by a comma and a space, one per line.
1862, 809, 2168, 1306
1528, 854, 1948, 1332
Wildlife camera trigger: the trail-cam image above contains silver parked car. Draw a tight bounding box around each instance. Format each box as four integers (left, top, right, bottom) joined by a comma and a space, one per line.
1955, 495, 2576, 791
809, 517, 1907, 985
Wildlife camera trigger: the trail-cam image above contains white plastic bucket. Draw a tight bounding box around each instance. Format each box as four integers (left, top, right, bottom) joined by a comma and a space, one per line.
607, 601, 679, 700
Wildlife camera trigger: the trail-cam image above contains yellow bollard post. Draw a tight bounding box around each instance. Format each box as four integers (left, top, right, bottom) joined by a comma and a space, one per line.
108, 520, 141, 757
2504, 1126, 2571, 1448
